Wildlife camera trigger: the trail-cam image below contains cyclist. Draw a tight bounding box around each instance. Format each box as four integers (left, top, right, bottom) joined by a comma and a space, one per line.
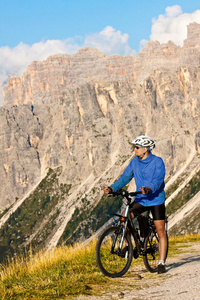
104, 135, 167, 274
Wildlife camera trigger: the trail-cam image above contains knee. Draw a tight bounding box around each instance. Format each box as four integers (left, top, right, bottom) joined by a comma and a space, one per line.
157, 229, 166, 239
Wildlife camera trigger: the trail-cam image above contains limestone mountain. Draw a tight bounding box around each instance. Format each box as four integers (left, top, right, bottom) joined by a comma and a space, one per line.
0, 23, 200, 258
4, 23, 200, 108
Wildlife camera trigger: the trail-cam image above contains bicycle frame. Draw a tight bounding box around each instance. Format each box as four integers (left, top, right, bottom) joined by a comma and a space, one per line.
112, 190, 143, 256
111, 189, 167, 258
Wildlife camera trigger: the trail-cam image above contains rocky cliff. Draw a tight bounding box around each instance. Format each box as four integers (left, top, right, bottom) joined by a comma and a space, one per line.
4, 23, 200, 108
1, 68, 200, 207
1, 23, 200, 208
0, 23, 200, 256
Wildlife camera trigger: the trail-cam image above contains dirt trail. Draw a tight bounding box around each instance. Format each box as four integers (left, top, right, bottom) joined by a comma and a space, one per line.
126, 245, 200, 300
76, 242, 200, 300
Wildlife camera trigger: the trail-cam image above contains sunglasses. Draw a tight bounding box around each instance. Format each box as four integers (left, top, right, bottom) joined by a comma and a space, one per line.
134, 145, 143, 149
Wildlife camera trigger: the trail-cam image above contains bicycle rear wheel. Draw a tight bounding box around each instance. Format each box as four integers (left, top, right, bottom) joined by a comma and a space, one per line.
96, 226, 133, 277
143, 228, 168, 273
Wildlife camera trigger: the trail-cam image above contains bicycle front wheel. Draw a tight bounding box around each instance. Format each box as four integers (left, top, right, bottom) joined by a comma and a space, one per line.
143, 228, 168, 273
96, 226, 133, 278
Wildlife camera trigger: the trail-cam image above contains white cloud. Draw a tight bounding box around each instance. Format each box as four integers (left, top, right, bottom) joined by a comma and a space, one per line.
150, 5, 200, 46
0, 26, 136, 106
84, 26, 136, 56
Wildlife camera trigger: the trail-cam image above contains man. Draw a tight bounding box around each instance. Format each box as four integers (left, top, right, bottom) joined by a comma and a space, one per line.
104, 135, 167, 274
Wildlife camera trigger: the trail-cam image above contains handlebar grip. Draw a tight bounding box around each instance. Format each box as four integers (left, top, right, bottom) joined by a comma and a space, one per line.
110, 190, 142, 197
129, 191, 142, 196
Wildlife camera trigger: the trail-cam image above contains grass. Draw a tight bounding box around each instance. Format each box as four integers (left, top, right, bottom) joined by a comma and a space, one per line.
167, 233, 200, 257
0, 240, 110, 300
169, 232, 200, 244
0, 233, 200, 300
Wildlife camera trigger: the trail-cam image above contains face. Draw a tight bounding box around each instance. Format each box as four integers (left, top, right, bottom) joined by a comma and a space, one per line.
134, 145, 148, 157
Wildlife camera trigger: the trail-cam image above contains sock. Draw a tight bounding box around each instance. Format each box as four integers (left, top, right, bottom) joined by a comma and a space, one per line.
158, 260, 165, 265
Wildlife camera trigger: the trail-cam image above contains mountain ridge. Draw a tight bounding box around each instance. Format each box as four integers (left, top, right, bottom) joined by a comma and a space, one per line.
0, 23, 199, 259
3, 23, 200, 107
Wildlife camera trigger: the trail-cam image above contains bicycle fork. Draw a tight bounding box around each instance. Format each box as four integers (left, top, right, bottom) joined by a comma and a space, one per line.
111, 205, 129, 254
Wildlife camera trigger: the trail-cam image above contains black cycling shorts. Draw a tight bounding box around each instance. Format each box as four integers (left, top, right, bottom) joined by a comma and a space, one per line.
130, 201, 165, 221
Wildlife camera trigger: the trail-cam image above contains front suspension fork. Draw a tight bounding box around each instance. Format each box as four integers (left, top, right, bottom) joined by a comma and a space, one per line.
112, 206, 129, 253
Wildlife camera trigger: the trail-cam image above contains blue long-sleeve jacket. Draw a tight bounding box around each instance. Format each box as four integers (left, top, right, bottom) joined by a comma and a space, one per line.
110, 152, 165, 206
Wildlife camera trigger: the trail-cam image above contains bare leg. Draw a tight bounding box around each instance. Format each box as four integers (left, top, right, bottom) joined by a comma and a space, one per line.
154, 220, 167, 261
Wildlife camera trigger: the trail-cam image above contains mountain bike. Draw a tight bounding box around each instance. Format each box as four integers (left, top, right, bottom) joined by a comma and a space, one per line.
96, 189, 168, 277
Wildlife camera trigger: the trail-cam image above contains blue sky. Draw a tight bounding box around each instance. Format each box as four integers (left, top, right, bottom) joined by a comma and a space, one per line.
0, 0, 200, 105
1, 0, 200, 50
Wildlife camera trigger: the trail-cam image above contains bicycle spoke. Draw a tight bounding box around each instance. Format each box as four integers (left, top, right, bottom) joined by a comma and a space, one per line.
143, 229, 159, 272
96, 226, 133, 277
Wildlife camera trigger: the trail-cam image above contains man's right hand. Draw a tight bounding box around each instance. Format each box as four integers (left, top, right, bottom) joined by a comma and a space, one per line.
103, 187, 113, 194
140, 186, 152, 194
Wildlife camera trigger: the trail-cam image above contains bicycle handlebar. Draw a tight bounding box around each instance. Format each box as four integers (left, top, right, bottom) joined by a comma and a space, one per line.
110, 189, 142, 198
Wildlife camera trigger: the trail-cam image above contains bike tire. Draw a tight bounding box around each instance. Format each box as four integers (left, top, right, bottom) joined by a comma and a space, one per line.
96, 226, 133, 278
143, 228, 168, 273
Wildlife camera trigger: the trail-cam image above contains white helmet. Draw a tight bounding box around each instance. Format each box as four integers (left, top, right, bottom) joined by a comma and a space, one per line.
131, 135, 156, 151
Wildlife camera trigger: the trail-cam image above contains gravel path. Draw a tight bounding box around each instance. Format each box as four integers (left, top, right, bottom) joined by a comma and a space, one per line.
77, 243, 200, 300
129, 245, 200, 300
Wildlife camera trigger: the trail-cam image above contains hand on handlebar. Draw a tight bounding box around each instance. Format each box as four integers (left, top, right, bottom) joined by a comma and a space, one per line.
103, 186, 113, 194
140, 186, 152, 194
